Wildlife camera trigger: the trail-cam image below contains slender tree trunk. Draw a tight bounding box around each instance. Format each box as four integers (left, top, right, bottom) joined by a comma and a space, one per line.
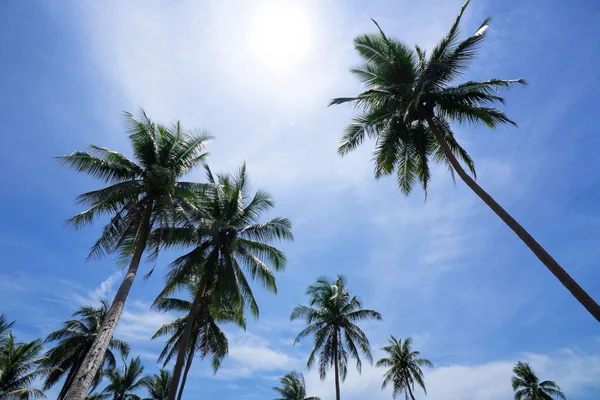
426, 116, 600, 322
405, 377, 416, 400
176, 351, 194, 400
63, 200, 155, 400
333, 329, 341, 400
167, 288, 208, 400
58, 361, 80, 400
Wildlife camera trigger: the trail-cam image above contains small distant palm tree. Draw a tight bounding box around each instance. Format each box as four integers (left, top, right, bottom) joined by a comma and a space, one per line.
154, 164, 293, 400
152, 278, 246, 400
512, 362, 565, 400
57, 110, 212, 399
142, 370, 172, 400
376, 336, 433, 400
95, 356, 151, 400
291, 275, 382, 400
0, 334, 47, 399
273, 371, 321, 400
330, 0, 600, 321
42, 300, 130, 399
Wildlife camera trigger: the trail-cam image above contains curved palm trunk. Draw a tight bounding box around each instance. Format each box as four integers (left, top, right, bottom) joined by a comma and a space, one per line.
63, 201, 155, 400
333, 329, 341, 400
426, 116, 600, 322
176, 351, 195, 400
167, 289, 207, 400
405, 377, 416, 400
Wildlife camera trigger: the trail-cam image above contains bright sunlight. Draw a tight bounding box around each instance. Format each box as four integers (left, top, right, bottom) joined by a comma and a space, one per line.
245, 0, 315, 72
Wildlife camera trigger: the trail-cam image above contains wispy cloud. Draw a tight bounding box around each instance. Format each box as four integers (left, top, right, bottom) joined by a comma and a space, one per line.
116, 300, 173, 342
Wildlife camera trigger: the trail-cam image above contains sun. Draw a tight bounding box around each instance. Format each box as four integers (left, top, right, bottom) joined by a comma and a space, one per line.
245, 1, 315, 72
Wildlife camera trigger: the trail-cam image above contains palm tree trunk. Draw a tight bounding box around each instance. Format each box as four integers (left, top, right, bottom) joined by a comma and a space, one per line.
58, 362, 80, 400
333, 329, 341, 400
63, 200, 155, 400
167, 289, 208, 400
405, 377, 416, 400
426, 116, 600, 322
176, 351, 194, 400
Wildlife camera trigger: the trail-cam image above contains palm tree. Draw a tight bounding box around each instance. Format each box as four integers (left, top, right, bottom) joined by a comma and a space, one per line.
376, 336, 433, 400
153, 164, 293, 400
0, 334, 47, 399
291, 275, 382, 400
95, 356, 151, 400
142, 370, 171, 400
152, 278, 246, 400
42, 300, 130, 399
512, 362, 565, 400
330, 1, 600, 322
57, 110, 212, 399
273, 371, 321, 400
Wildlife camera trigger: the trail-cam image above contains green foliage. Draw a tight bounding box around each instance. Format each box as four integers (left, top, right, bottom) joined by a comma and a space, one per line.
153, 163, 293, 318
291, 275, 382, 381
376, 336, 433, 399
94, 357, 151, 400
142, 370, 172, 400
273, 371, 321, 400
57, 109, 212, 264
152, 280, 246, 373
0, 314, 14, 344
42, 300, 130, 399
0, 333, 47, 399
330, 0, 525, 197
512, 362, 566, 400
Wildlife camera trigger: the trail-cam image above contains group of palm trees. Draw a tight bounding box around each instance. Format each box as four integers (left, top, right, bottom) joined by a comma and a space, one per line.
1, 278, 566, 400
1, 0, 596, 399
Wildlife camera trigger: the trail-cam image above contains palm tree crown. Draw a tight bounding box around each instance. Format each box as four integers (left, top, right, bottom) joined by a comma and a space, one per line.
330, 0, 600, 322
153, 279, 245, 372
376, 336, 433, 400
96, 357, 151, 400
142, 370, 172, 400
512, 362, 565, 400
291, 275, 382, 400
0, 334, 47, 399
58, 110, 212, 262
330, 0, 524, 195
154, 164, 293, 400
273, 371, 321, 400
42, 300, 130, 399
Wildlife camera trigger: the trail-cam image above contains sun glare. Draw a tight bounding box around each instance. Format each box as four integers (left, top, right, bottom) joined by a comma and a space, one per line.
245, 1, 315, 72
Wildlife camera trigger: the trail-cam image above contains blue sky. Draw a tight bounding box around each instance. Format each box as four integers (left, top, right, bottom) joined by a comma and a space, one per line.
1, 0, 600, 399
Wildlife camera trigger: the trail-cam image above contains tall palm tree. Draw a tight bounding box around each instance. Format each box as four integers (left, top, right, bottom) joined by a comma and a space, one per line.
330, 0, 600, 322
152, 278, 246, 400
376, 336, 433, 400
291, 275, 382, 400
42, 300, 130, 400
153, 164, 293, 400
273, 371, 321, 400
57, 110, 212, 399
142, 370, 171, 400
512, 362, 565, 400
95, 356, 151, 400
0, 334, 47, 399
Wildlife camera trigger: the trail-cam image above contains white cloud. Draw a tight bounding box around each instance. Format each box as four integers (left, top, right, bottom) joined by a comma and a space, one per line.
88, 271, 122, 303
303, 349, 600, 400
214, 331, 301, 379
116, 300, 174, 342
